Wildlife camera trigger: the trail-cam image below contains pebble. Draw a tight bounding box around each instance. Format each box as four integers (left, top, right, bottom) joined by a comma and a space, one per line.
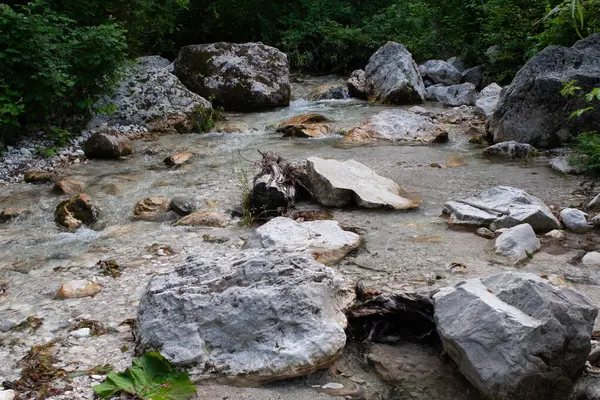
545, 230, 565, 240
582, 252, 600, 268
476, 227, 495, 239
70, 328, 91, 338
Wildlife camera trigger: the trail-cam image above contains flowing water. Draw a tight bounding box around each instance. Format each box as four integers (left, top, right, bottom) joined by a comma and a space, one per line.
1, 77, 599, 399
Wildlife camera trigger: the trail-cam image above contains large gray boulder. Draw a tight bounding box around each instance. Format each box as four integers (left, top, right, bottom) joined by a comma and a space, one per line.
305, 157, 423, 210
244, 217, 361, 265
174, 42, 291, 112
425, 84, 446, 101
487, 34, 600, 148
442, 186, 561, 231
435, 83, 477, 107
447, 56, 467, 73
364, 42, 425, 104
434, 272, 597, 400
90, 57, 212, 133
475, 83, 503, 118
344, 109, 448, 145
494, 223, 540, 263
423, 60, 462, 86
137, 249, 353, 386
462, 66, 484, 89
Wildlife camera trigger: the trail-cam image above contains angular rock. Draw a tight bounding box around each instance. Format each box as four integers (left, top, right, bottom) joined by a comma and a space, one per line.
54, 194, 99, 232
483, 141, 538, 159
589, 193, 600, 211
461, 66, 484, 89
437, 105, 476, 124
84, 129, 132, 159
550, 156, 582, 174
447, 56, 466, 73
434, 272, 597, 400
545, 229, 566, 240
367, 343, 482, 400
164, 152, 192, 167
425, 84, 446, 101
170, 197, 195, 216
408, 106, 435, 118
133, 197, 170, 220
245, 217, 360, 265
174, 42, 291, 112
54, 177, 85, 195
435, 83, 477, 107
494, 224, 540, 263
174, 210, 229, 227
347, 69, 367, 99
344, 110, 447, 145
560, 208, 589, 233
306, 157, 422, 210
476, 227, 495, 239
487, 34, 600, 148
91, 57, 211, 133
24, 171, 55, 184
582, 252, 600, 267
56, 280, 102, 299
442, 186, 561, 231
136, 249, 353, 385
309, 83, 348, 101
276, 114, 334, 138
423, 60, 462, 86
475, 83, 503, 118
0, 208, 28, 223
364, 42, 425, 104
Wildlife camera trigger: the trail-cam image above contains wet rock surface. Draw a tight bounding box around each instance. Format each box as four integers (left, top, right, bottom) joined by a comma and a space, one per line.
434, 272, 598, 400
54, 194, 99, 231
84, 130, 133, 159
137, 249, 353, 385
277, 114, 334, 138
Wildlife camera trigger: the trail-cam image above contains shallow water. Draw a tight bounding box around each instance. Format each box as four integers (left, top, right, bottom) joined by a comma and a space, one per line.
0, 78, 599, 399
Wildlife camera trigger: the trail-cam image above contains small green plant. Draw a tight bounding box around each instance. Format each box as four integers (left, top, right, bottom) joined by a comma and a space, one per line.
92, 351, 196, 400
195, 96, 225, 133
232, 152, 256, 227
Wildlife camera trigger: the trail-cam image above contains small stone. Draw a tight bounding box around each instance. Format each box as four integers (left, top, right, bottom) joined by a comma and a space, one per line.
582, 252, 600, 268
560, 208, 590, 233
54, 177, 85, 195
476, 227, 495, 239
545, 230, 566, 240
169, 197, 195, 216
164, 152, 193, 167
174, 210, 229, 227
133, 197, 170, 220
24, 171, 55, 184
70, 328, 91, 338
0, 208, 28, 223
20, 148, 31, 156
56, 280, 102, 299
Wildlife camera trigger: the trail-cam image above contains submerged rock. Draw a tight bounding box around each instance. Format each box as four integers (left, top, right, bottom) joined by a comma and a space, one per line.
170, 197, 195, 216
344, 110, 448, 145
54, 194, 99, 232
245, 217, 360, 264
164, 152, 192, 167
174, 42, 291, 112
364, 42, 425, 104
133, 197, 170, 220
434, 272, 597, 400
306, 157, 422, 210
347, 69, 367, 99
494, 223, 540, 263
136, 249, 353, 385
560, 208, 589, 233
90, 57, 211, 133
487, 34, 600, 148
276, 114, 334, 138
483, 141, 538, 159
442, 186, 560, 231
309, 83, 348, 101
56, 280, 102, 299
24, 171, 55, 184
423, 60, 462, 86
53, 177, 85, 195
84, 129, 132, 159
174, 210, 229, 227
0, 208, 28, 223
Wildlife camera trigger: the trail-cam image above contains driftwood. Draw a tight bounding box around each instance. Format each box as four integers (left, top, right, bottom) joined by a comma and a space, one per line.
347, 282, 438, 345
249, 151, 307, 218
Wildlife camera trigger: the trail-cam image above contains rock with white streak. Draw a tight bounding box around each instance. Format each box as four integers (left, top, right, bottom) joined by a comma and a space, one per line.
434, 272, 597, 400
494, 224, 540, 263
137, 249, 354, 386
443, 186, 560, 232
483, 141, 538, 159
306, 157, 423, 210
244, 217, 360, 264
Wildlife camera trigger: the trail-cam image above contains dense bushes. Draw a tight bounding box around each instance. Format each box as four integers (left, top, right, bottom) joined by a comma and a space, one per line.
0, 2, 127, 143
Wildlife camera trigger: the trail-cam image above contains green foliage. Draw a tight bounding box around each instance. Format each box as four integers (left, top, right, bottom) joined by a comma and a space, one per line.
195, 97, 225, 133
92, 351, 196, 400
0, 1, 127, 143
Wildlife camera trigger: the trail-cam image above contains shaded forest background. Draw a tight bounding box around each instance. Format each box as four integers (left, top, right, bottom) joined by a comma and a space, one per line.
1, 0, 599, 142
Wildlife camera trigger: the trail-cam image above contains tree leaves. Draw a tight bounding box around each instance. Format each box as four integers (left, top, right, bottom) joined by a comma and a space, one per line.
92, 351, 196, 400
